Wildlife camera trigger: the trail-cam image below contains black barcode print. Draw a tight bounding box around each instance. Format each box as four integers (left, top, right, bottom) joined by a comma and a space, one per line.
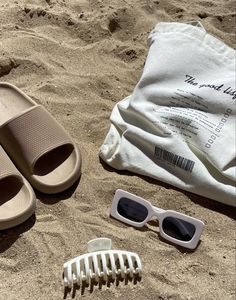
154, 147, 195, 172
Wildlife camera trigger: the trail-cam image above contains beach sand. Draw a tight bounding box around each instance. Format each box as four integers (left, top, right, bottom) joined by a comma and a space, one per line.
0, 0, 235, 299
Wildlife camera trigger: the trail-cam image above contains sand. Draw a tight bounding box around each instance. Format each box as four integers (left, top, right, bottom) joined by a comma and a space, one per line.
0, 0, 235, 299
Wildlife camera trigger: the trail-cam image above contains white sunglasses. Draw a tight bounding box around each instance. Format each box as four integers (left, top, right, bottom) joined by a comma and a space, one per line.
110, 189, 204, 250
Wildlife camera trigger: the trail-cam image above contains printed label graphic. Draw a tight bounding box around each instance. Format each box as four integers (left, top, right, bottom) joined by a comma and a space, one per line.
185, 75, 236, 100
155, 147, 195, 172
154, 76, 234, 154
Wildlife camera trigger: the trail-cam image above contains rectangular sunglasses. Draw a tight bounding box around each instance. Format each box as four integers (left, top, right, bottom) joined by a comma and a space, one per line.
110, 189, 204, 249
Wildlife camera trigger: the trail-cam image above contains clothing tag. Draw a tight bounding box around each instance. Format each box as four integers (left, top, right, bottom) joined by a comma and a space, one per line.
184, 20, 206, 31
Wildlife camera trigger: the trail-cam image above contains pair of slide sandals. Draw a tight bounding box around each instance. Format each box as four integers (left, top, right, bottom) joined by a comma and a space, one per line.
0, 82, 82, 230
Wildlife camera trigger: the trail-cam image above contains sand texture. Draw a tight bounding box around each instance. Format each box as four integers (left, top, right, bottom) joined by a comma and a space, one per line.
0, 0, 235, 299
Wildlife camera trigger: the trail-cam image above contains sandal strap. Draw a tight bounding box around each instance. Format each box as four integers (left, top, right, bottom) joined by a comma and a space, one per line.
0, 106, 72, 173
0, 146, 19, 180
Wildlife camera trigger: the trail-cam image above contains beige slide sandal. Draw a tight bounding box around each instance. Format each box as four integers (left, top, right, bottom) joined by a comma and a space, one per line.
0, 82, 82, 194
0, 145, 36, 230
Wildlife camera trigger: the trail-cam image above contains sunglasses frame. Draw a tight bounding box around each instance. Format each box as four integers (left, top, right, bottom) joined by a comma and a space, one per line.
110, 189, 204, 249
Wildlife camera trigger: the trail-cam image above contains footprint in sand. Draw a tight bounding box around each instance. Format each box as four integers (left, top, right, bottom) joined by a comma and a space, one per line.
0, 57, 19, 78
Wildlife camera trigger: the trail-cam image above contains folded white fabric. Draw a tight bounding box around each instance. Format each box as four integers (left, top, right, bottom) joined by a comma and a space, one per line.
100, 21, 236, 206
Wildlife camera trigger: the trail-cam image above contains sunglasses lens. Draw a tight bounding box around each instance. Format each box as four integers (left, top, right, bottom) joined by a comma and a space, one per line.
162, 217, 196, 241
117, 197, 148, 222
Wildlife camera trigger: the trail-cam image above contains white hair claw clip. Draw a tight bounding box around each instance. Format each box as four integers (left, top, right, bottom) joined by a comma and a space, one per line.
63, 238, 142, 288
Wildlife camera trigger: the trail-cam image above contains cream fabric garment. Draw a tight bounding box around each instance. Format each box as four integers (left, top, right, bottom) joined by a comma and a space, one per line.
100, 22, 236, 206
